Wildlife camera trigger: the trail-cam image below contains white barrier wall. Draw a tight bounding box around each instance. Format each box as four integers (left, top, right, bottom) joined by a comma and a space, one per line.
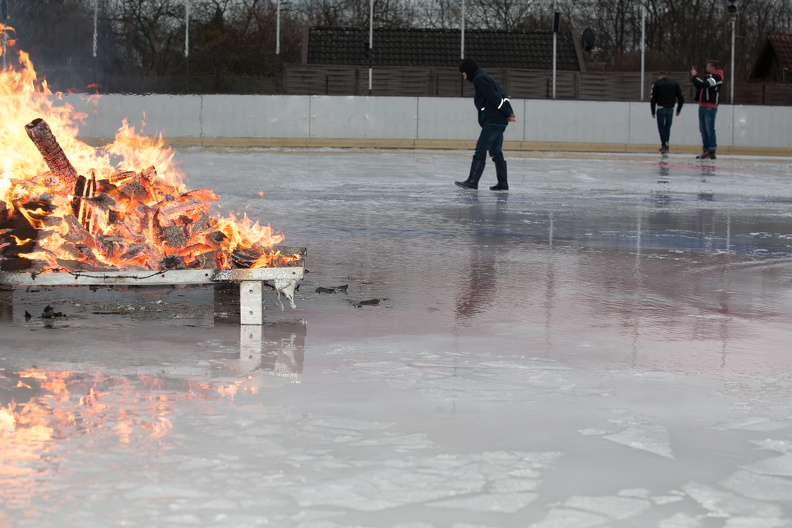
63, 94, 792, 152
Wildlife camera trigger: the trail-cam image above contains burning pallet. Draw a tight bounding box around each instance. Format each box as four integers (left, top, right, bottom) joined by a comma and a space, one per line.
1, 118, 305, 324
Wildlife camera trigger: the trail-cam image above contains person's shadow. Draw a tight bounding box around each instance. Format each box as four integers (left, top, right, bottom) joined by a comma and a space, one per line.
454, 193, 509, 321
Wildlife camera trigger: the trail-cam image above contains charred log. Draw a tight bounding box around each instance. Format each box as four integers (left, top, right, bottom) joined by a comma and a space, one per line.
0, 202, 47, 257
231, 247, 263, 268
114, 173, 155, 204
57, 242, 105, 269
187, 251, 220, 269
209, 231, 227, 245
97, 235, 128, 260
159, 255, 187, 270
25, 118, 79, 186
107, 170, 136, 185
120, 243, 147, 262
0, 257, 35, 271
162, 225, 187, 248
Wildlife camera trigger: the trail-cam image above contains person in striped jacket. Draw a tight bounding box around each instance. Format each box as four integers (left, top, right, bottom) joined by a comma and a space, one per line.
690, 60, 723, 160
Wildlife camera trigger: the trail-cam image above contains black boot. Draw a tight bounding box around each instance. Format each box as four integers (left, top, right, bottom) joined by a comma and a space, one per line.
490, 156, 509, 191
455, 157, 486, 190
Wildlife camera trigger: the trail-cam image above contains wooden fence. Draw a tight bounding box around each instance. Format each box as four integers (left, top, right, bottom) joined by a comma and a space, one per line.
283, 65, 792, 105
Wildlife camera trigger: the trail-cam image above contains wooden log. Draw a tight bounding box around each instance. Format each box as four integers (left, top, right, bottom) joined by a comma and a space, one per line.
162, 225, 187, 248
159, 255, 187, 270
62, 214, 93, 245
231, 247, 264, 268
56, 242, 105, 270
159, 200, 210, 221
114, 174, 154, 204
0, 257, 37, 271
25, 118, 79, 187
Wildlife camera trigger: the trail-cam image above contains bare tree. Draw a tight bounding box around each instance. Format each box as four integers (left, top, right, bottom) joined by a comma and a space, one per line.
7, 0, 792, 93
106, 0, 185, 75
10, 0, 94, 84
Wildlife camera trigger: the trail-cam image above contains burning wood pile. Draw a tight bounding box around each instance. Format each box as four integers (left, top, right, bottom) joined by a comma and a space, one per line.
2, 118, 298, 273
0, 30, 300, 275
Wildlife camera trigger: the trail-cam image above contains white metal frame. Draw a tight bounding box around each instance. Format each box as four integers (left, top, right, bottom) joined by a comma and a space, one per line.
0, 267, 304, 325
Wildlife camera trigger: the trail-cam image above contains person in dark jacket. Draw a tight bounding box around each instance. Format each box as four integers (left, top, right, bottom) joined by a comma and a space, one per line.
691, 60, 723, 160
455, 58, 516, 191
650, 71, 684, 155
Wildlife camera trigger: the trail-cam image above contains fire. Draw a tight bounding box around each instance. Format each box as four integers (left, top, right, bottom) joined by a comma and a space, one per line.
0, 26, 297, 272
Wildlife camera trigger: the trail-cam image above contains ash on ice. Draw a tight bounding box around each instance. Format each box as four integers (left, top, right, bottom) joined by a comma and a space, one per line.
3, 148, 792, 527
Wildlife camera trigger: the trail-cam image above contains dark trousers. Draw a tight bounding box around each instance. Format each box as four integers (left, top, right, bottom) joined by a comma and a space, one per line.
656, 107, 674, 147
474, 124, 506, 162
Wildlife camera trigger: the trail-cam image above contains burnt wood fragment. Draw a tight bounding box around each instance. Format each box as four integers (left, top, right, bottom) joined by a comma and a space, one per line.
159, 255, 187, 270
231, 247, 263, 268
1, 257, 34, 271
162, 225, 187, 248
24, 118, 79, 186
316, 285, 349, 294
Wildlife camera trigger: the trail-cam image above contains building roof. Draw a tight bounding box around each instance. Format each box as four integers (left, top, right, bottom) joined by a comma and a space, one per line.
305, 27, 582, 71
749, 33, 792, 82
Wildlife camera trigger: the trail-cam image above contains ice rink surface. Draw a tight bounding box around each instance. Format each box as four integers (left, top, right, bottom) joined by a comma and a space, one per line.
3, 149, 792, 527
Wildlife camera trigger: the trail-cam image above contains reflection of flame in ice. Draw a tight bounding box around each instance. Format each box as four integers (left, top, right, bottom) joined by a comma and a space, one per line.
0, 367, 247, 516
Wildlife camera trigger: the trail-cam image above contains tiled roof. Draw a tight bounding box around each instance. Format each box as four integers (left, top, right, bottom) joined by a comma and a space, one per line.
750, 33, 792, 81
306, 27, 581, 71
769, 33, 792, 71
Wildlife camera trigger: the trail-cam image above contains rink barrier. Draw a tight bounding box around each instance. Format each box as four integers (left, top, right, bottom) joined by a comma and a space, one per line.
65, 95, 792, 156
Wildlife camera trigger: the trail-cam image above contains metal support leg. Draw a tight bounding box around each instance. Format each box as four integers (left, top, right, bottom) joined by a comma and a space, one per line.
239, 324, 263, 371
0, 287, 12, 322
239, 281, 264, 325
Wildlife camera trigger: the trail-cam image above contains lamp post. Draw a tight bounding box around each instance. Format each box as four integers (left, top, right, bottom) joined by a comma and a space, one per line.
728, 0, 738, 104
276, 0, 281, 93
1, 0, 8, 70
640, 1, 646, 101
184, 0, 190, 93
552, 2, 558, 99
92, 0, 98, 88
368, 0, 373, 95
460, 0, 465, 96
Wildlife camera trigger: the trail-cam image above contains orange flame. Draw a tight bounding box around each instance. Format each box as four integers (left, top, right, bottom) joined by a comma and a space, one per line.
0, 27, 298, 271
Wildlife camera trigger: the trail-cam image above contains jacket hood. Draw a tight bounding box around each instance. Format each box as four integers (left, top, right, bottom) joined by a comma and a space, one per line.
459, 58, 478, 82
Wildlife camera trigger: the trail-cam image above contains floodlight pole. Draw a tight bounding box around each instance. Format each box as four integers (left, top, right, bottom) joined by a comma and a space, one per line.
730, 12, 737, 104
640, 1, 646, 101
552, 1, 557, 100
368, 0, 373, 95
1, 0, 8, 69
460, 0, 465, 97
184, 0, 190, 93
93, 0, 98, 88
276, 0, 281, 93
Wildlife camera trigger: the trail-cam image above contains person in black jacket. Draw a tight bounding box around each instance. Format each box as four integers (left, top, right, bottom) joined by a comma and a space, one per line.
650, 71, 684, 155
455, 58, 516, 191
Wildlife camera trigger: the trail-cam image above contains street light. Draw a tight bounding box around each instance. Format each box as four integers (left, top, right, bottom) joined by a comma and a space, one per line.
93, 0, 99, 88
1, 0, 8, 70
184, 0, 190, 93
728, 0, 738, 104
368, 0, 373, 95
276, 0, 282, 93
640, 1, 646, 101
460, 0, 465, 97
552, 8, 559, 100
